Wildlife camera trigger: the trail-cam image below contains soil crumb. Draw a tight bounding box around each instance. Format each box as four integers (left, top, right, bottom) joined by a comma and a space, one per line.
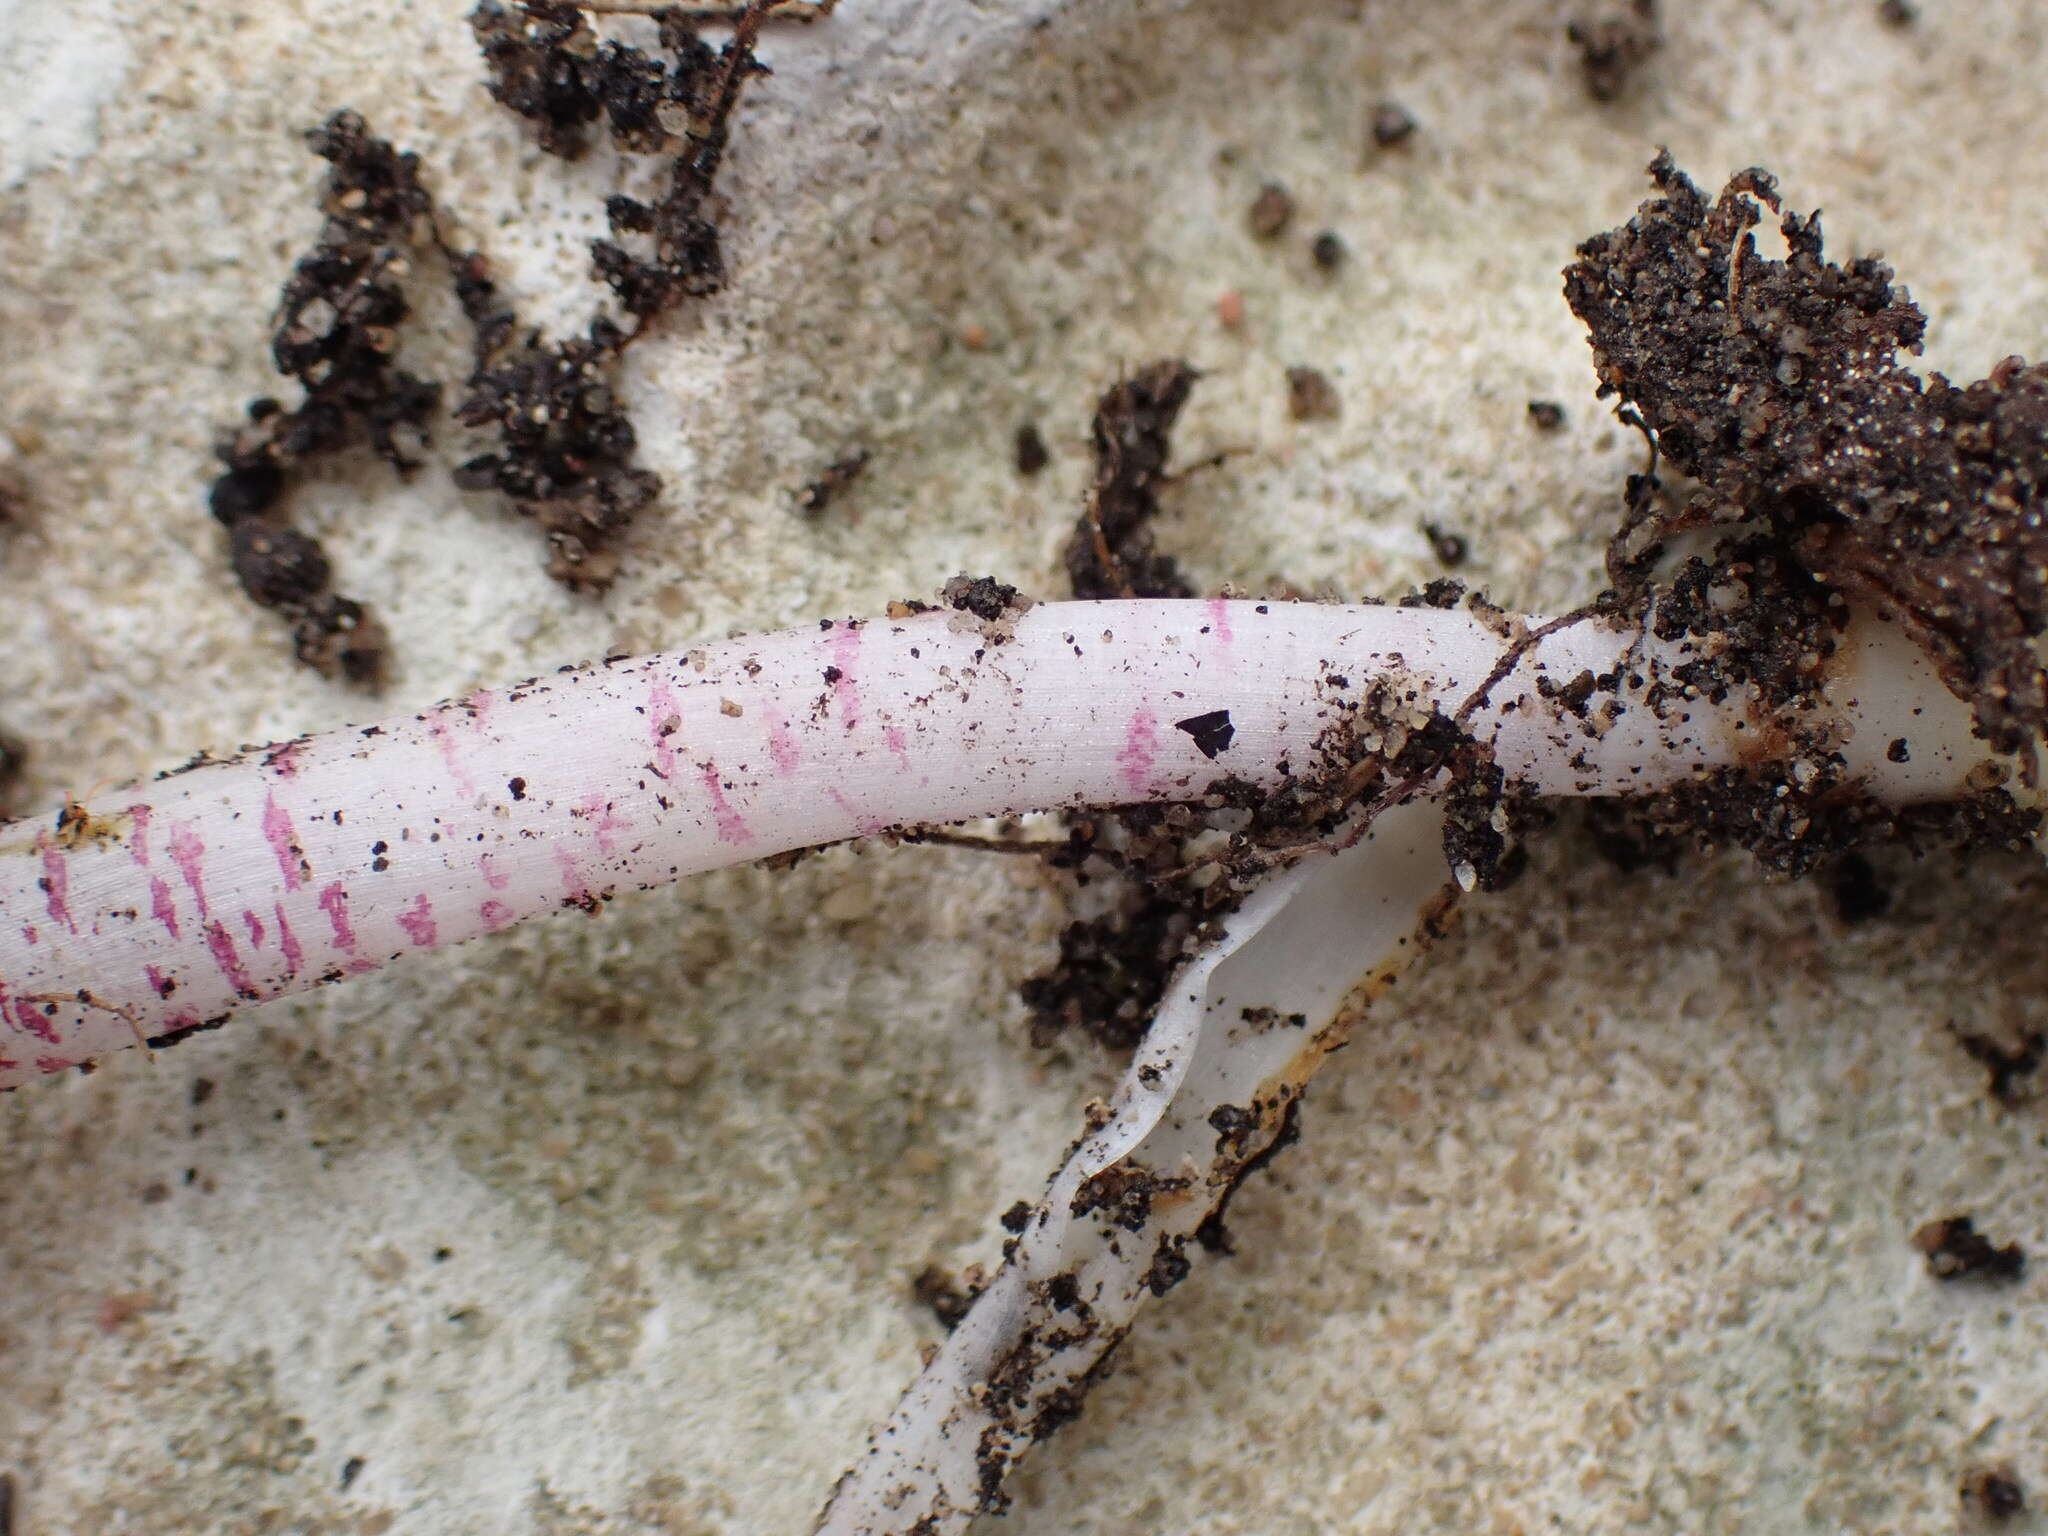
1912, 1214, 2027, 1283
1368, 101, 1417, 148
1065, 361, 1200, 600
1567, 0, 1661, 102
1960, 1464, 2026, 1522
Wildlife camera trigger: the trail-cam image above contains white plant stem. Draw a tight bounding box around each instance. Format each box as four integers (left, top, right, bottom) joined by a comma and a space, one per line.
815, 796, 1459, 1535
0, 598, 1989, 1088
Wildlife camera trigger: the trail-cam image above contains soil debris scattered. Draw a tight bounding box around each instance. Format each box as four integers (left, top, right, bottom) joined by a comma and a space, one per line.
1567, 155, 2048, 768
1368, 100, 1417, 148
1286, 366, 1341, 421
795, 449, 871, 516
1912, 1214, 2027, 1283
1066, 361, 1199, 600
1526, 399, 1567, 431
1960, 1464, 2026, 1522
1247, 182, 1295, 241
1566, 0, 1661, 102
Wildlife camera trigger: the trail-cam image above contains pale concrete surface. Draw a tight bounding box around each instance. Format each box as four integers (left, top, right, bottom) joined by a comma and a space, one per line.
1, 0, 2045, 1531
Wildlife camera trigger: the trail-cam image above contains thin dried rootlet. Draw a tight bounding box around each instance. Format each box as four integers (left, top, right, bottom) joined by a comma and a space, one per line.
1566, 153, 2048, 766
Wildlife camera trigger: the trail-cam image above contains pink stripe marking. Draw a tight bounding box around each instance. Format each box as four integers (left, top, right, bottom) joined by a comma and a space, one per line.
34, 1055, 72, 1075
145, 965, 171, 1000
204, 921, 254, 996
579, 793, 627, 855
430, 713, 479, 800
127, 804, 152, 866
242, 908, 266, 949
1207, 596, 1234, 648
554, 845, 590, 905
1117, 708, 1159, 796
479, 899, 513, 932
649, 679, 683, 779
168, 822, 210, 921
700, 766, 752, 845
830, 626, 862, 730
478, 851, 510, 891
827, 787, 887, 838
12, 997, 60, 1046
34, 832, 75, 935
317, 882, 357, 951
262, 794, 306, 891
150, 877, 181, 940
265, 740, 303, 778
766, 710, 800, 776
161, 1009, 203, 1034
18, 925, 35, 946
884, 724, 911, 770
0, 1050, 15, 1073
396, 893, 437, 948
275, 903, 303, 978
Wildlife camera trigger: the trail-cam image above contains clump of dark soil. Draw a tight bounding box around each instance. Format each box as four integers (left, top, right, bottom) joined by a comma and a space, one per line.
1912, 1214, 2027, 1282
455, 1, 771, 591
207, 3, 780, 668
1064, 361, 1200, 601
1567, 154, 2048, 769
1567, 0, 1660, 101
207, 109, 437, 685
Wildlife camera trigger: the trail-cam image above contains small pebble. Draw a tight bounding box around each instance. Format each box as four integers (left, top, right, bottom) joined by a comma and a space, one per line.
1370, 101, 1417, 148
1311, 231, 1347, 271
1014, 422, 1049, 476
1248, 181, 1295, 239
1527, 399, 1568, 431
1286, 365, 1340, 421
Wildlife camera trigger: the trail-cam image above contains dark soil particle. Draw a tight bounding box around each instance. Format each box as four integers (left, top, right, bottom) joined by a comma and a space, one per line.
0, 728, 25, 820
1566, 0, 1660, 102
1879, 0, 1918, 25
1014, 422, 1050, 477
1286, 365, 1340, 421
1953, 1026, 2045, 1109
1065, 360, 1199, 600
941, 573, 1027, 624
795, 449, 871, 516
1422, 521, 1469, 567
1311, 231, 1347, 271
1527, 399, 1567, 432
1173, 709, 1235, 760
1825, 852, 1891, 924
1912, 1214, 2027, 1282
1247, 182, 1295, 240
1567, 156, 2048, 766
911, 1263, 978, 1330
1368, 100, 1417, 148
1960, 1464, 2026, 1521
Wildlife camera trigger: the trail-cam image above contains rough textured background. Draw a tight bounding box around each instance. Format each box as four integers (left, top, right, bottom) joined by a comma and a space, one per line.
2, 0, 2046, 1531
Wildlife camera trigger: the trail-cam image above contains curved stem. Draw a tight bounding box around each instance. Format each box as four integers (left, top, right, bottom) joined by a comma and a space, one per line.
0, 599, 1986, 1087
